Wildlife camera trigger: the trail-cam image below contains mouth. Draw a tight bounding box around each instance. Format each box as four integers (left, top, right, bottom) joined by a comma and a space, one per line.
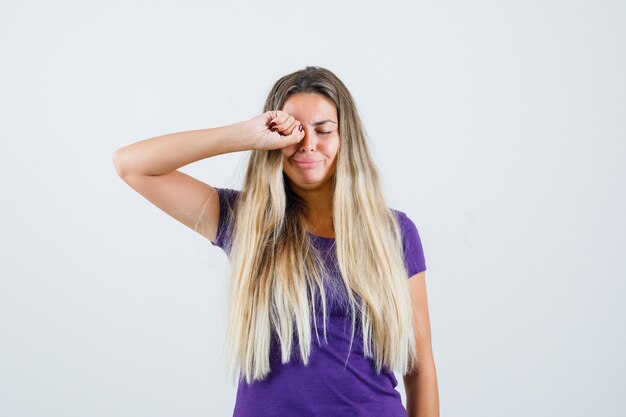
292, 159, 322, 169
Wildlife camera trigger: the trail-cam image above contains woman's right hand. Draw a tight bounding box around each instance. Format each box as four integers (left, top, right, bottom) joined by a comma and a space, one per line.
244, 110, 305, 151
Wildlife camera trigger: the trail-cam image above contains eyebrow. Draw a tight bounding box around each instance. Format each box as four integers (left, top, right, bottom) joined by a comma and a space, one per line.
311, 120, 337, 126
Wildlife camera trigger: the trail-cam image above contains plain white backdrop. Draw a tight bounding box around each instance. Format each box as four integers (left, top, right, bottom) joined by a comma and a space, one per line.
1, 1, 624, 416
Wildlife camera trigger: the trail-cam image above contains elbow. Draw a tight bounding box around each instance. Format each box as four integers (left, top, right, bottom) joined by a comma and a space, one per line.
112, 149, 130, 178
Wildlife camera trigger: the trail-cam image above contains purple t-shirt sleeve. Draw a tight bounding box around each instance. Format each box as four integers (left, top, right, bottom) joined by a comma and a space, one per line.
396, 210, 427, 278
210, 187, 241, 255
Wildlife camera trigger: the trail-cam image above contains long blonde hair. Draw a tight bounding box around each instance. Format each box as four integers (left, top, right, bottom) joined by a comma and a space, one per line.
221, 66, 422, 384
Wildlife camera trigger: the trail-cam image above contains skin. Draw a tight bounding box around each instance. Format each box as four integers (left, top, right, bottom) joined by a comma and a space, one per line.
112, 89, 439, 416
276, 94, 439, 416
279, 92, 340, 237
404, 270, 440, 417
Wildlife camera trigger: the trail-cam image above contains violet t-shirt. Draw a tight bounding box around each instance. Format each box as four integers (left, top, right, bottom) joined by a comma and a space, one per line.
211, 187, 427, 417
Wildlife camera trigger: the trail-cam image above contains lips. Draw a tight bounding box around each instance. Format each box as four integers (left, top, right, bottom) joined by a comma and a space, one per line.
292, 159, 322, 169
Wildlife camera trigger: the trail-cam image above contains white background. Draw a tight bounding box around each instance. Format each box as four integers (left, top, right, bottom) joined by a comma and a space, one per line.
1, 1, 624, 416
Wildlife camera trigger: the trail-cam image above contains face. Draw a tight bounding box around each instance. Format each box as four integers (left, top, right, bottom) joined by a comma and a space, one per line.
280, 92, 340, 192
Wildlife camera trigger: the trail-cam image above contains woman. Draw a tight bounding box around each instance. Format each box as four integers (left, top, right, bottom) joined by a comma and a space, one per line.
112, 66, 439, 417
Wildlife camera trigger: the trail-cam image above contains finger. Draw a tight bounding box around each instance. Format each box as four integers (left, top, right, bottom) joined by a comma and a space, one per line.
284, 122, 305, 144
269, 111, 289, 127
265, 111, 282, 130
267, 110, 285, 120
275, 115, 295, 132
268, 112, 286, 131
284, 118, 299, 134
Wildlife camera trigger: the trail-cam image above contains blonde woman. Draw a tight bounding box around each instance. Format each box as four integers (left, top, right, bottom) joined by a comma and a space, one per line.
112, 66, 439, 417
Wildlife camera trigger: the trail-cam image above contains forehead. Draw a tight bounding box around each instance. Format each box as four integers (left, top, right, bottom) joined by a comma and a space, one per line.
281, 93, 337, 122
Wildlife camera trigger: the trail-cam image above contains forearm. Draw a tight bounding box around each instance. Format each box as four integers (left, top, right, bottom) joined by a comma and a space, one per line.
404, 367, 440, 417
112, 121, 254, 177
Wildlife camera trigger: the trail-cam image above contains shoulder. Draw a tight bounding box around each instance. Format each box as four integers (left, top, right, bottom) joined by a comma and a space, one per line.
210, 187, 242, 254
390, 208, 427, 276
214, 187, 242, 217
214, 187, 241, 205
390, 208, 423, 243
390, 208, 417, 234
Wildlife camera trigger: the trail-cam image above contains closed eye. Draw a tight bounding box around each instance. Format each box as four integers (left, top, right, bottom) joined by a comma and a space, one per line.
317, 131, 331, 135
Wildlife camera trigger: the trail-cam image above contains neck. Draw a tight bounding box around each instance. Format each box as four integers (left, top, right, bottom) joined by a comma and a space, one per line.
287, 180, 334, 234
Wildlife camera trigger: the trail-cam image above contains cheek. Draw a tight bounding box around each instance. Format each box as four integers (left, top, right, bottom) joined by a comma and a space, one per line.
281, 148, 293, 161
282, 144, 298, 156
329, 141, 340, 159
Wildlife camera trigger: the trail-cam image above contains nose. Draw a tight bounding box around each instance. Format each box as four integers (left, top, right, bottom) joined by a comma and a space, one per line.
298, 125, 316, 152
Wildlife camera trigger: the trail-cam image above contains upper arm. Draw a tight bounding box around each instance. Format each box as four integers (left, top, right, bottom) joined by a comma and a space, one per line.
115, 167, 221, 243
397, 210, 433, 375
406, 270, 435, 375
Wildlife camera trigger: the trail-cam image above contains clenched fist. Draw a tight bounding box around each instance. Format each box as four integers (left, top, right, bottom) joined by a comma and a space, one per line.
245, 110, 305, 151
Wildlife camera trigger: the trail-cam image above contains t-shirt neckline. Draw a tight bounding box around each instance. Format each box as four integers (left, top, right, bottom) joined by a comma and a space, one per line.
307, 231, 336, 241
